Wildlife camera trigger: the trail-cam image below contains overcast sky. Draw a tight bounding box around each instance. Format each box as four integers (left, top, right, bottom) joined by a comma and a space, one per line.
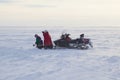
0, 0, 120, 27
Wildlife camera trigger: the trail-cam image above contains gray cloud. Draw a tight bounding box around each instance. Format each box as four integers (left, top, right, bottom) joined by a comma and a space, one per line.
0, 0, 20, 3
25, 4, 57, 8
0, 0, 12, 3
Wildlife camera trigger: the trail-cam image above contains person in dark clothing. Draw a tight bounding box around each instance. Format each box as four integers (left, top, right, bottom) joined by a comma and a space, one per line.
59, 33, 71, 47
79, 34, 85, 43
60, 34, 66, 40
42, 30, 53, 49
65, 34, 71, 42
33, 34, 43, 49
76, 34, 93, 48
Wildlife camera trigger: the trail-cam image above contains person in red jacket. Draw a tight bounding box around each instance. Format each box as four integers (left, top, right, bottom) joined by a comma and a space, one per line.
42, 30, 53, 49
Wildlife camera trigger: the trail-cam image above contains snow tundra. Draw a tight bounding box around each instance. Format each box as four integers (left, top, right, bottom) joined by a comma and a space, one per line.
0, 26, 120, 80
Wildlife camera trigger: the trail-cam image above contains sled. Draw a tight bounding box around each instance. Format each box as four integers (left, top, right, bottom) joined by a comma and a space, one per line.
54, 38, 93, 50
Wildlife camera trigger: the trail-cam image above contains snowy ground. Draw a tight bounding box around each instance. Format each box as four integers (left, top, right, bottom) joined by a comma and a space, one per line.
0, 26, 120, 80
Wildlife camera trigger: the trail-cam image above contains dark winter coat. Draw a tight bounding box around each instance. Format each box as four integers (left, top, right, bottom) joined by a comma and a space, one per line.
35, 36, 43, 49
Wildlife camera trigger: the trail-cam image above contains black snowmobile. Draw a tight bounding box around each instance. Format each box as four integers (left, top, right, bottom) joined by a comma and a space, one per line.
54, 34, 93, 49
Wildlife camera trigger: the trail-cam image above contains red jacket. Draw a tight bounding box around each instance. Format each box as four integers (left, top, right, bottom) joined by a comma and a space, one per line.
43, 32, 53, 46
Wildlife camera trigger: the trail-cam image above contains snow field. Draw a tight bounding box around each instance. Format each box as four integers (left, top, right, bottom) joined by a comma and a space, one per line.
0, 27, 120, 80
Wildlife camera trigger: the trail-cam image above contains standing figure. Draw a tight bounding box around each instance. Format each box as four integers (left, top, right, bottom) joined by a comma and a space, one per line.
77, 34, 93, 48
42, 30, 53, 49
34, 34, 43, 49
79, 34, 85, 43
65, 34, 71, 42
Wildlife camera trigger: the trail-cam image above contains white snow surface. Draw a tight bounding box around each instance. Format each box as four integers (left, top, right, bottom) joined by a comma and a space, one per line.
0, 26, 120, 80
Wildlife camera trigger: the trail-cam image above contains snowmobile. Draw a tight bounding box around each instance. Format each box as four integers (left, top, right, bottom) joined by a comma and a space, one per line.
54, 34, 93, 50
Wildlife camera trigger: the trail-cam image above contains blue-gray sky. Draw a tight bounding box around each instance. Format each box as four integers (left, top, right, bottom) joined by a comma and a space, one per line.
0, 0, 120, 27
